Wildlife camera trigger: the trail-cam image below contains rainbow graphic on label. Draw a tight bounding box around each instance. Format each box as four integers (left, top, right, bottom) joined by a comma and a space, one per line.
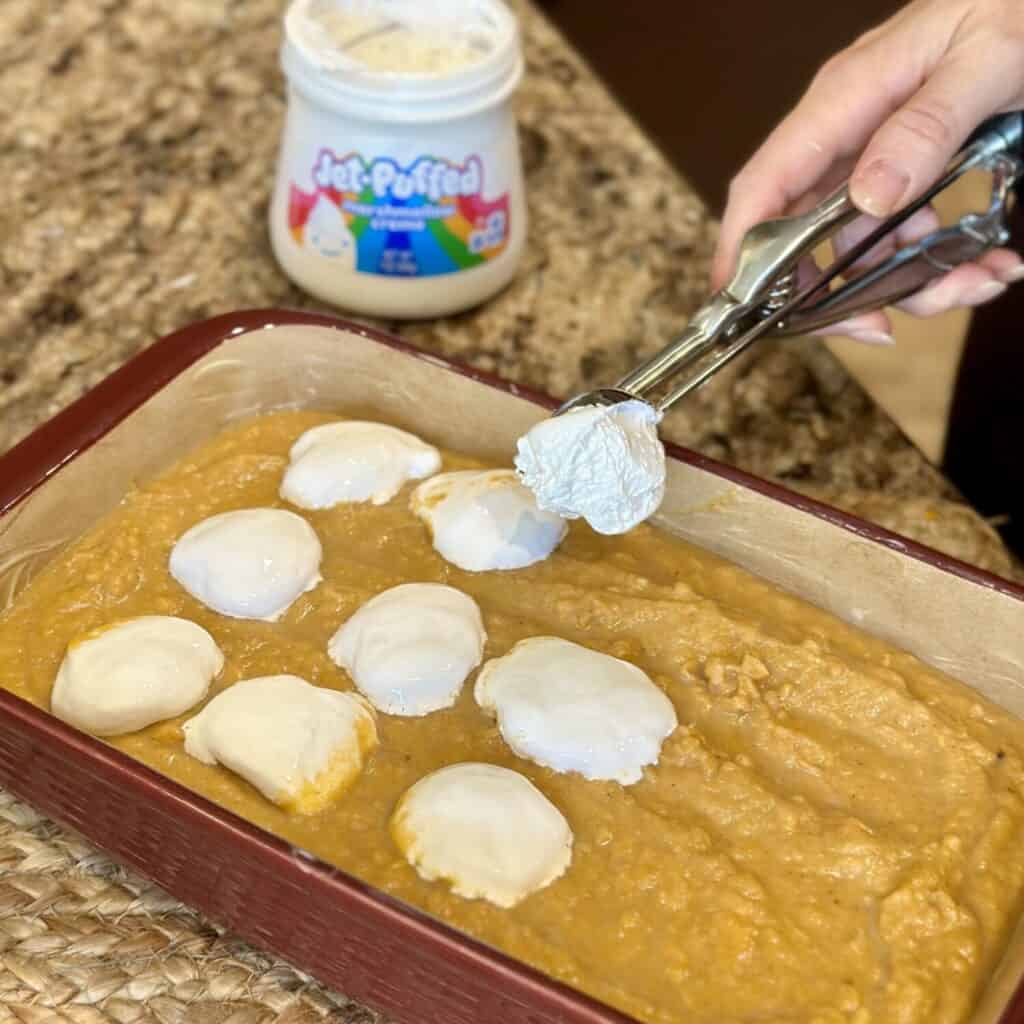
289, 149, 510, 278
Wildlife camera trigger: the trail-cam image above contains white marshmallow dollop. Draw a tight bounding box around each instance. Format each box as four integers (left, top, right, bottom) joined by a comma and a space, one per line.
391, 763, 573, 908
329, 583, 486, 716
169, 508, 322, 621
51, 616, 224, 737
411, 470, 566, 572
280, 421, 441, 510
475, 637, 678, 785
183, 674, 378, 814
515, 400, 666, 535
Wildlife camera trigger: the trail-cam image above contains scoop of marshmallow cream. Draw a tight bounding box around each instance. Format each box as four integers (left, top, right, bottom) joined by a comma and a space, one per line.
183, 674, 378, 814
329, 583, 486, 716
51, 616, 224, 737
514, 400, 666, 535
280, 421, 441, 509
411, 469, 566, 572
391, 762, 573, 908
475, 636, 677, 785
169, 508, 322, 621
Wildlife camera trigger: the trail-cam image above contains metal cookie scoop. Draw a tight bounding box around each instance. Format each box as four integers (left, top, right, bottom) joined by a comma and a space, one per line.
558, 111, 1024, 418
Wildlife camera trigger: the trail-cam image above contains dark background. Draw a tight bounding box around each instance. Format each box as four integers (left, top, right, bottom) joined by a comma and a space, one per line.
535, 0, 903, 211
536, 0, 1024, 557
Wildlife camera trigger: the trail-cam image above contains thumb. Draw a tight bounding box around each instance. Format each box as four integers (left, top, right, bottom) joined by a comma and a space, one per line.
849, 55, 1010, 217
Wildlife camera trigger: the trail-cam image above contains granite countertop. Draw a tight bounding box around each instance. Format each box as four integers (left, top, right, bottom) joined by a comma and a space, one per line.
1, 0, 1017, 580
0, 3, 1019, 1021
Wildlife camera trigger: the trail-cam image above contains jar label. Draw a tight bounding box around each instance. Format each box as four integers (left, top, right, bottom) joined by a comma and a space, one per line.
288, 149, 511, 277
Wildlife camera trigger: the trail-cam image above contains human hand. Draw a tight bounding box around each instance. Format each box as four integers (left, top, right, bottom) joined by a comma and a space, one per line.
711, 0, 1024, 344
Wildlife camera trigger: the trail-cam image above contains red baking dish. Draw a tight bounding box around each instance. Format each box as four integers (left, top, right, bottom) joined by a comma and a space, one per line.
2, 309, 1024, 1024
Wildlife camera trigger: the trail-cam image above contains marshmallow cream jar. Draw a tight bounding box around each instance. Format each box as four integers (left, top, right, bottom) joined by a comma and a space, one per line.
270, 0, 527, 319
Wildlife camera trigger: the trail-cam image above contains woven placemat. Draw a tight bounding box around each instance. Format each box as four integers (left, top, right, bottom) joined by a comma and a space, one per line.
0, 790, 386, 1023
2, 0, 1021, 1014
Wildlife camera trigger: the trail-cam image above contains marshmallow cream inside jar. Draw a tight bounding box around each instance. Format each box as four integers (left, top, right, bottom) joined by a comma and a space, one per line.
271, 0, 526, 319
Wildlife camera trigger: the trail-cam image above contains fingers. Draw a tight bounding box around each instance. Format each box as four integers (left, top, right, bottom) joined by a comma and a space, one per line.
710, 1, 953, 288
811, 309, 895, 345
711, 47, 899, 288
711, 2, 1024, 333
850, 47, 1019, 217
895, 249, 1022, 316
897, 265, 996, 316
807, 245, 1020, 337
831, 204, 941, 275
809, 246, 1019, 337
981, 247, 1024, 284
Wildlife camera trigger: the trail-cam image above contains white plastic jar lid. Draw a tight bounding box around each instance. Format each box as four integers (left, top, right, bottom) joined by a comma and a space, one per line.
282, 0, 523, 122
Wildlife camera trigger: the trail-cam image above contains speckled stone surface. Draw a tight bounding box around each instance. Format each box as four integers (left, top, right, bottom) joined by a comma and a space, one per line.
1, 0, 1018, 580
0, 3, 1020, 1022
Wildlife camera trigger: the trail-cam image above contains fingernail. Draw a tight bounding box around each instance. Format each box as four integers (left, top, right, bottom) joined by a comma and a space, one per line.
967, 280, 1007, 304
851, 160, 911, 217
1002, 264, 1024, 283
847, 329, 896, 346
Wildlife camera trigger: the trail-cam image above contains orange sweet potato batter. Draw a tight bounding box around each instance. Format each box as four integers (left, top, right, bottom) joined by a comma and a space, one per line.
1, 410, 1023, 1024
